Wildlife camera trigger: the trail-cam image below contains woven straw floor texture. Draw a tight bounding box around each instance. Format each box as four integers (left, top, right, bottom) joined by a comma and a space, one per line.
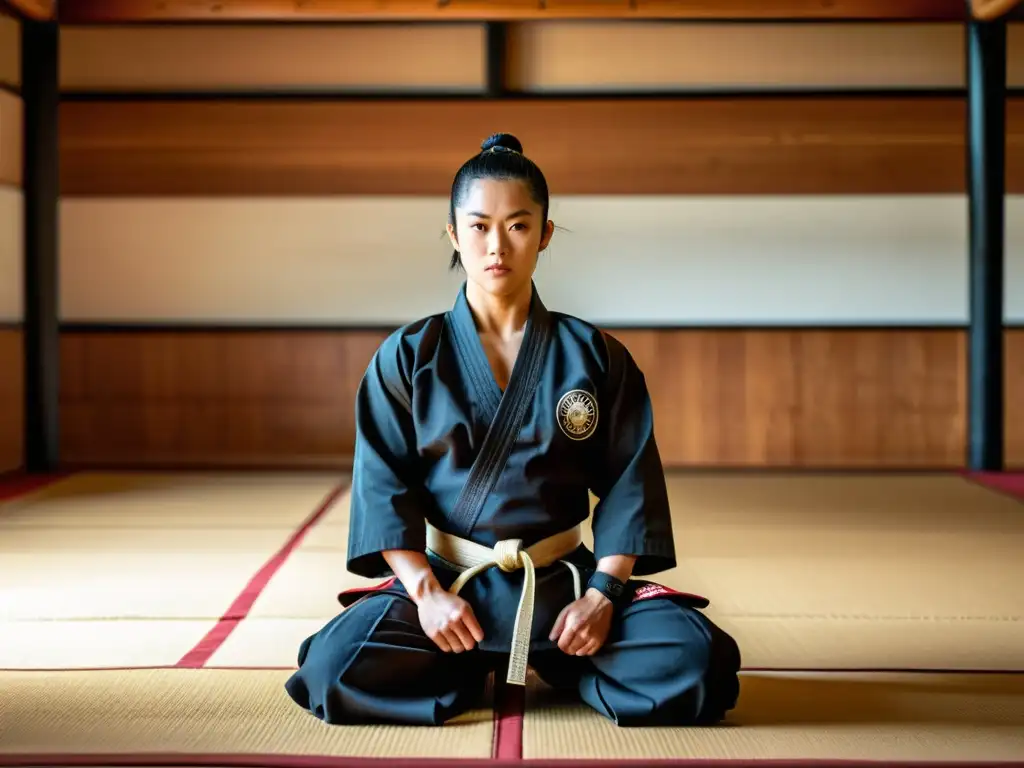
1, 470, 1022, 767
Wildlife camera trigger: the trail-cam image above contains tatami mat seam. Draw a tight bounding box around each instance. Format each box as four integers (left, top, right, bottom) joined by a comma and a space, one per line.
174, 482, 351, 669
0, 755, 1023, 767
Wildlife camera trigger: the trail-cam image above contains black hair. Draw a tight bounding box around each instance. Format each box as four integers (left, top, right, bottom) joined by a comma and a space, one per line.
448, 132, 550, 271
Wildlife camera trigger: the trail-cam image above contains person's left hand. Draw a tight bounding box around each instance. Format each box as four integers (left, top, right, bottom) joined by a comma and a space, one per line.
548, 588, 614, 656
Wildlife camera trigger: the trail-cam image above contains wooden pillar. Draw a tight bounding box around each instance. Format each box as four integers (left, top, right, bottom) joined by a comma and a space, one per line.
21, 18, 59, 472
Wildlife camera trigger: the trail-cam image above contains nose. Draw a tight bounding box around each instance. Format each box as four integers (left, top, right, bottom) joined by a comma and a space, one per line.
487, 227, 508, 256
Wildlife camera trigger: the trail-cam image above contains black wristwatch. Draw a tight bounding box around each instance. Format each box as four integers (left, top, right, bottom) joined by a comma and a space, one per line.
586, 571, 629, 609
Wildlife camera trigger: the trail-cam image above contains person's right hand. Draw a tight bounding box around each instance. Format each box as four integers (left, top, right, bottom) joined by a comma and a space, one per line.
417, 588, 485, 653
380, 549, 485, 653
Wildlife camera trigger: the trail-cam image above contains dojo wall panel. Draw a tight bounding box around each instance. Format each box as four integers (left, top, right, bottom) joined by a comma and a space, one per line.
58, 329, 388, 469
57, 196, 1024, 325
0, 90, 21, 187
0, 186, 22, 322
60, 96, 1018, 197
1009, 331, 1024, 465
55, 22, 1024, 93
0, 184, 21, 475
56, 328, 1024, 469
58, 24, 486, 92
0, 328, 23, 474
0, 13, 18, 90
55, 192, 1024, 469
507, 22, 1024, 91
52, 23, 1024, 471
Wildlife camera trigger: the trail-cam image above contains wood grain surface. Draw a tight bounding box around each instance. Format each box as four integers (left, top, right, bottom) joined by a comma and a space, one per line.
55, 328, 1024, 469
59, 97, 1024, 196
0, 328, 23, 473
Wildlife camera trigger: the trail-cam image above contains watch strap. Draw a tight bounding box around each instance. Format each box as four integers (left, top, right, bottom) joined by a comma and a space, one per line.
586, 571, 629, 609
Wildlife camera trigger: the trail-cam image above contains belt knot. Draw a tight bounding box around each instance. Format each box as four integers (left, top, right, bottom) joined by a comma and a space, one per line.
493, 539, 524, 572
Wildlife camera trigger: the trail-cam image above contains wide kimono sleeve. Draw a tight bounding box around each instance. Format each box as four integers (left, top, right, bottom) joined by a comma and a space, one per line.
588, 333, 677, 577
346, 330, 429, 579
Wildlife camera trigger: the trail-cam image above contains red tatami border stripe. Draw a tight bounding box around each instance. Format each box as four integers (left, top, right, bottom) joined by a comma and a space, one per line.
964, 471, 1024, 502
174, 482, 350, 668
492, 681, 524, 761
0, 470, 73, 502
0, 754, 1022, 768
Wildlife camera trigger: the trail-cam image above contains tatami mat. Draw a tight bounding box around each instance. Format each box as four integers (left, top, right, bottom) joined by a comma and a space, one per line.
523, 670, 1024, 762
0, 669, 496, 760
0, 472, 348, 668
4, 470, 1024, 766
0, 471, 344, 529
208, 472, 1024, 673
207, 471, 1024, 671
655, 473, 1024, 670
2, 667, 1022, 765
0, 620, 227, 670
244, 487, 369, 621
208, 489, 373, 667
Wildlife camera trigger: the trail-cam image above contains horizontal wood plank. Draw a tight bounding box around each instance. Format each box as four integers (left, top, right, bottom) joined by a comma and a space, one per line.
1007, 329, 1024, 464
55, 328, 1024, 470
62, 96, 1024, 196
0, 13, 18, 91
0, 90, 22, 187
0, 328, 23, 473
59, 24, 486, 93
55, 0, 1019, 22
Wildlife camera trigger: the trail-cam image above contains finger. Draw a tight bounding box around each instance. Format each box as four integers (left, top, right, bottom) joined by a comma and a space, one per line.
442, 628, 468, 653
549, 606, 570, 641
429, 630, 453, 653
462, 609, 485, 642
557, 624, 579, 654
566, 629, 590, 656
576, 638, 602, 656
449, 619, 477, 652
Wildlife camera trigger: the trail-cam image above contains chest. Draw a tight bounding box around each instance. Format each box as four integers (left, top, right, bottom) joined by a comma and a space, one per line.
416, 344, 603, 472
478, 332, 523, 392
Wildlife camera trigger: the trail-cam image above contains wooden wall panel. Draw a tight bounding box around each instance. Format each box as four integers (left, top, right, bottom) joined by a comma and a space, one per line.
610, 328, 971, 468
0, 90, 22, 187
0, 328, 23, 474
58, 22, 1024, 93
0, 12, 18, 90
55, 329, 1024, 470
59, 25, 486, 93
1007, 329, 1024, 466
53, 0, 1023, 22
58, 330, 388, 467
61, 97, 1017, 196
507, 22, 974, 91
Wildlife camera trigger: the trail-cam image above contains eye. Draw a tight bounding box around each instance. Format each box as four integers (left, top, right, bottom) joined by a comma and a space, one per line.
510, 223, 526, 231
470, 223, 485, 231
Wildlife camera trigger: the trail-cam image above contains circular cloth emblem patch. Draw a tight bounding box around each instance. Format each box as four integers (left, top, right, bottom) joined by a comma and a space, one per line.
557, 389, 599, 441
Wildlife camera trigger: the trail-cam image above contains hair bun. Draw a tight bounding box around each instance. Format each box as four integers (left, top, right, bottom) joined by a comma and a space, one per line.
481, 132, 524, 154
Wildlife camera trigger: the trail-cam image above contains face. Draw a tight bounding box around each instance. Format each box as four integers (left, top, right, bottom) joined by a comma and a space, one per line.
447, 178, 554, 299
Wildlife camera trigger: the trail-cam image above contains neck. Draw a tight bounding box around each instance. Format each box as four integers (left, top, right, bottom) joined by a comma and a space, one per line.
465, 279, 533, 341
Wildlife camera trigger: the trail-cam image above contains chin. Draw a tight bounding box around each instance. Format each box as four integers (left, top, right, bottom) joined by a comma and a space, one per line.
472, 271, 530, 295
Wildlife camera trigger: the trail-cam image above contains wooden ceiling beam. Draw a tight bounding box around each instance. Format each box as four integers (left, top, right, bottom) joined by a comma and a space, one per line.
0, 0, 55, 21
55, 0, 1019, 24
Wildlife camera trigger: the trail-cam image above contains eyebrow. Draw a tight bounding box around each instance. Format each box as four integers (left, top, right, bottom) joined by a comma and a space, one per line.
467, 209, 533, 219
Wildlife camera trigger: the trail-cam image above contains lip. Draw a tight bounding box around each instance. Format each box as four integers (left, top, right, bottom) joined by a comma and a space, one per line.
486, 264, 510, 273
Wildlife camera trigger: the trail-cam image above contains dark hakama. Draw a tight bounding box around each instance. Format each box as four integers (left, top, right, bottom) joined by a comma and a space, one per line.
284, 283, 741, 726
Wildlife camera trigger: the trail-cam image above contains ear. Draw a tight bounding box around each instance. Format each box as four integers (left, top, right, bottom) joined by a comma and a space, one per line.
446, 222, 460, 252
539, 219, 555, 252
